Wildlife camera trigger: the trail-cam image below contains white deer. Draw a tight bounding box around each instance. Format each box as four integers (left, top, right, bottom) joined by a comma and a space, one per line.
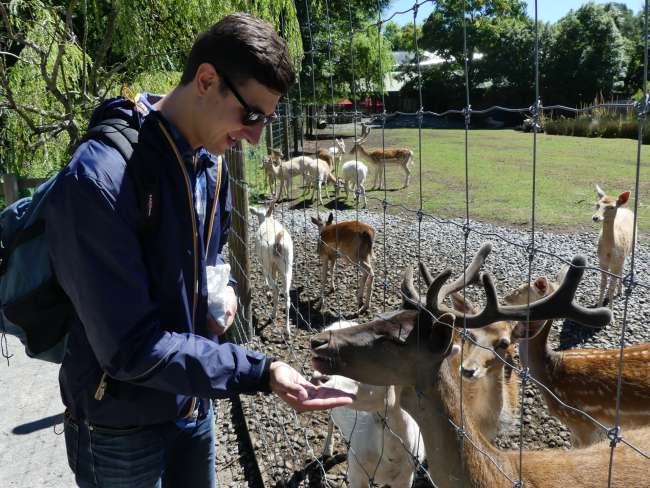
250, 204, 293, 337
592, 184, 636, 308
317, 321, 425, 488
262, 155, 314, 201
340, 160, 368, 208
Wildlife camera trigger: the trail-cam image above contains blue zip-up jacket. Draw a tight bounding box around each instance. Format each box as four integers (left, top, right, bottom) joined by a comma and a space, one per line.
44, 97, 270, 427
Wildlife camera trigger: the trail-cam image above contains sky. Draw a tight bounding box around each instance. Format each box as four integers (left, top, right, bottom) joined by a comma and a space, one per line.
386, 0, 646, 26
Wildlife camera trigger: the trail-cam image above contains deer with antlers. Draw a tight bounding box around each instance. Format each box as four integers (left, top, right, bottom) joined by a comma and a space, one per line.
502, 273, 650, 446
400, 253, 520, 443
341, 124, 414, 190
311, 246, 650, 487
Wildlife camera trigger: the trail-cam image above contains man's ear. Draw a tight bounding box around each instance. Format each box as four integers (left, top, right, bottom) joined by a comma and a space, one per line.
195, 62, 218, 96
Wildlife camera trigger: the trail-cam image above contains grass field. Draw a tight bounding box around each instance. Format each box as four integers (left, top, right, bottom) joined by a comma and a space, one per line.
251, 128, 649, 238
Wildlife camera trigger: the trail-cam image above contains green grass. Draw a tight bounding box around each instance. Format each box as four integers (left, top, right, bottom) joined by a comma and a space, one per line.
246, 128, 650, 237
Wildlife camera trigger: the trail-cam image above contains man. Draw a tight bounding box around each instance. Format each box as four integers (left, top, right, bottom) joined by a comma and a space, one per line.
45, 13, 352, 488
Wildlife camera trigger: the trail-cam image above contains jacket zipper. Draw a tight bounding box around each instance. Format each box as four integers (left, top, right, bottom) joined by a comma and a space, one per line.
94, 121, 200, 409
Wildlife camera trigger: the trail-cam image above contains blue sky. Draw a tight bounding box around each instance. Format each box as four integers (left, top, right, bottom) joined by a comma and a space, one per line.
386, 0, 646, 26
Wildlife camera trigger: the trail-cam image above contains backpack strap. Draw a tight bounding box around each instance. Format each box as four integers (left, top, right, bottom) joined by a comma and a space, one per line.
84, 118, 159, 235
83, 118, 138, 161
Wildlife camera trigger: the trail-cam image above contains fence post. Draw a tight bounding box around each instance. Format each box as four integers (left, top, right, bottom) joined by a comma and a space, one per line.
265, 125, 273, 155
282, 101, 291, 158
2, 174, 20, 205
226, 145, 253, 343
292, 103, 301, 155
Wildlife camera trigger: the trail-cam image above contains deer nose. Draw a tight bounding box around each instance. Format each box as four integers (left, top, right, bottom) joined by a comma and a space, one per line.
592, 215, 600, 222
310, 336, 329, 350
461, 367, 476, 378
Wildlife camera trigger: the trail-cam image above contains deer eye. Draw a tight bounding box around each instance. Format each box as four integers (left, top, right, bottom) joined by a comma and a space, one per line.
495, 339, 510, 350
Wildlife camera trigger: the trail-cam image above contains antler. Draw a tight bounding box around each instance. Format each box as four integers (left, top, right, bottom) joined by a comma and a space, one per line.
401, 243, 492, 309
354, 123, 371, 145
439, 243, 492, 298
425, 255, 612, 329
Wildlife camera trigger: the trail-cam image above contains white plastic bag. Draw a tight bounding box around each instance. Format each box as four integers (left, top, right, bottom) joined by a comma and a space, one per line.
206, 263, 231, 326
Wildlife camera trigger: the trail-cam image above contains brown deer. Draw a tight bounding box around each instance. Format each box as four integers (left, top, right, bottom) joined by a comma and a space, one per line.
311, 213, 375, 314
311, 250, 650, 488
593, 184, 636, 308
400, 252, 519, 443
341, 124, 413, 190
503, 273, 650, 446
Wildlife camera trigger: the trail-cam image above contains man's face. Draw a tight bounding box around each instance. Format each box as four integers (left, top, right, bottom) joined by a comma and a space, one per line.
193, 63, 281, 155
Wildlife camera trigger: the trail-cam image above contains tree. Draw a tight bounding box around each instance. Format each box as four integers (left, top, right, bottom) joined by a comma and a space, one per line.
418, 0, 528, 103
383, 21, 422, 52
479, 17, 555, 105
1, 0, 303, 176
293, 0, 393, 136
545, 3, 629, 106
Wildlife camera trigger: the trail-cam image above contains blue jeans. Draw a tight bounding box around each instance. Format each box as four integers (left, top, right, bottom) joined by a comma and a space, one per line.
63, 405, 216, 488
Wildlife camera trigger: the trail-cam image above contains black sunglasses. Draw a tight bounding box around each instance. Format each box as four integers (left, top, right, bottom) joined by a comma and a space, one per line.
218, 71, 278, 126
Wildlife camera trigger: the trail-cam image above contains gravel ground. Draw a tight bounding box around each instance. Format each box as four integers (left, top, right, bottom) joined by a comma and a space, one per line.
216, 202, 650, 487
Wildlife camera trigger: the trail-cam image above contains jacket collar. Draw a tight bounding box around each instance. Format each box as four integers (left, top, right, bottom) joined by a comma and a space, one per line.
136, 92, 214, 171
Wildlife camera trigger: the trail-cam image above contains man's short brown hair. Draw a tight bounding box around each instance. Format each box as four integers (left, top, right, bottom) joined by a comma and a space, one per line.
181, 13, 295, 94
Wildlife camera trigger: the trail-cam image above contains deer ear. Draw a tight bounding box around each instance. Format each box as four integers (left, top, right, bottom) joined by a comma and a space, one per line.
327, 213, 334, 225
428, 321, 454, 356
512, 320, 547, 340
451, 292, 477, 314
534, 277, 548, 294
311, 216, 321, 226
617, 191, 630, 206
596, 184, 606, 198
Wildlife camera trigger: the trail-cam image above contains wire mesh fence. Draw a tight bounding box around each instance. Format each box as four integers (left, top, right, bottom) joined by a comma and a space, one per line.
220, 0, 650, 486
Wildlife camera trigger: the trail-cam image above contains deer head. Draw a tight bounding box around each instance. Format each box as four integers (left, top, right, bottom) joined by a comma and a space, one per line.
450, 293, 514, 380
250, 199, 276, 224
592, 184, 631, 223
310, 246, 612, 388
310, 212, 335, 230
357, 124, 371, 144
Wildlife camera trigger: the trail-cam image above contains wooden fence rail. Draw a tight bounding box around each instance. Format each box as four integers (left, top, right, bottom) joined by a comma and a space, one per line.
1, 174, 49, 206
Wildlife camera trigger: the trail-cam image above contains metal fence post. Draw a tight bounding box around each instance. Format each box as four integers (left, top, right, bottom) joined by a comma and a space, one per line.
265, 124, 273, 155
226, 145, 253, 343
282, 101, 291, 158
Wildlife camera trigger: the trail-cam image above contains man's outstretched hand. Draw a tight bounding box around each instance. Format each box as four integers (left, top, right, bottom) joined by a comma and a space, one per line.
269, 361, 355, 412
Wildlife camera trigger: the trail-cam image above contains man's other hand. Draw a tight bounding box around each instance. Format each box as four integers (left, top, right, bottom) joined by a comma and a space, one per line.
207, 285, 237, 336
